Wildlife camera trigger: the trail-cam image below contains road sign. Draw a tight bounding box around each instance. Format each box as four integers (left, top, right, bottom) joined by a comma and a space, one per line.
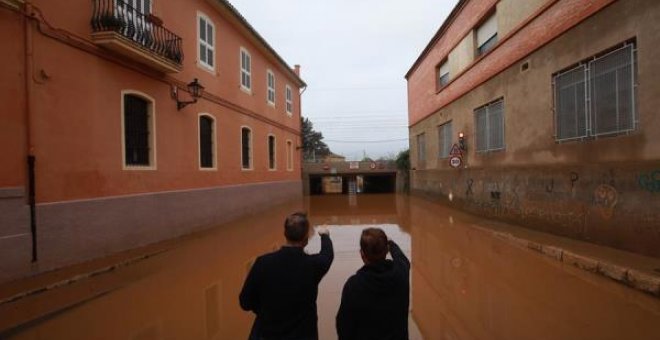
449, 156, 462, 168
449, 144, 463, 157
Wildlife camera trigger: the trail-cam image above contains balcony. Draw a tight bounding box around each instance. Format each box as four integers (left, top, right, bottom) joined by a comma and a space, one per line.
91, 0, 183, 73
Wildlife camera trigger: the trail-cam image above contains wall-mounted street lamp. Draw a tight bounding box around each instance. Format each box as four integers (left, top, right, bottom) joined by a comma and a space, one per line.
172, 78, 204, 110
458, 132, 467, 152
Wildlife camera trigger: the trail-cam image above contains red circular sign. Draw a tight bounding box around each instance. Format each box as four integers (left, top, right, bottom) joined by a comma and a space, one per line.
449, 156, 462, 168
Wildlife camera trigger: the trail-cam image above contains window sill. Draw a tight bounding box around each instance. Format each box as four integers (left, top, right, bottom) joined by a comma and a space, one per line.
196, 61, 216, 75
240, 86, 252, 95
123, 165, 157, 171
199, 167, 217, 171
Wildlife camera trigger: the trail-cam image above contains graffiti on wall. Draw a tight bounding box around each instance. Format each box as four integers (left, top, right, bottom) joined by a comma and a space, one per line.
593, 184, 618, 219
639, 170, 660, 193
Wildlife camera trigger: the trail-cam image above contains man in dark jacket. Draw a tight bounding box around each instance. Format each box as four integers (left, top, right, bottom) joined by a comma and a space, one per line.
336, 227, 410, 340
240, 212, 334, 340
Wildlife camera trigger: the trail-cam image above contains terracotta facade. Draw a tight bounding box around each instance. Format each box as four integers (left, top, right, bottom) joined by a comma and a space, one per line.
0, 0, 304, 281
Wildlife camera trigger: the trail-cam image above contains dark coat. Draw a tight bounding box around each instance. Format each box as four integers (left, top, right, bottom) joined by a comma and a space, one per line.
336, 241, 410, 340
240, 234, 334, 340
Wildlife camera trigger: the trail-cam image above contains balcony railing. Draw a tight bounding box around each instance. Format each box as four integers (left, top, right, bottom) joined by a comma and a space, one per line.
91, 0, 183, 72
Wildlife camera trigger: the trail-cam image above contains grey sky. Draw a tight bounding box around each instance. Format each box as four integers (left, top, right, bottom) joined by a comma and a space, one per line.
229, 0, 459, 160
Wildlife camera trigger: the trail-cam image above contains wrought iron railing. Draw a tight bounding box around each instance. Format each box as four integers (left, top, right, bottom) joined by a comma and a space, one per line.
91, 0, 183, 65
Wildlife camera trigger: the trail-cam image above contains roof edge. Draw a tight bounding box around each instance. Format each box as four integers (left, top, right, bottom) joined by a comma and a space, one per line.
215, 0, 307, 88
404, 0, 469, 80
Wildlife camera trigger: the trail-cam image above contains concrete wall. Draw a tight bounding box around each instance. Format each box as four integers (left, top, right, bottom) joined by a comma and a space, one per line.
408, 0, 660, 257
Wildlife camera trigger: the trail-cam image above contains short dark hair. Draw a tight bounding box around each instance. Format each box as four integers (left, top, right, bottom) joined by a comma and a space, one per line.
360, 228, 388, 263
284, 212, 310, 242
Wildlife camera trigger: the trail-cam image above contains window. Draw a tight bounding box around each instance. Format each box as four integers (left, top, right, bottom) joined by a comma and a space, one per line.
476, 12, 498, 56
122, 92, 155, 168
474, 99, 505, 152
286, 140, 293, 171
199, 115, 216, 169
241, 127, 252, 169
240, 48, 252, 91
438, 121, 453, 158
554, 43, 637, 141
437, 60, 450, 90
268, 135, 276, 170
285, 85, 293, 115
267, 70, 276, 105
198, 13, 215, 70
416, 133, 426, 162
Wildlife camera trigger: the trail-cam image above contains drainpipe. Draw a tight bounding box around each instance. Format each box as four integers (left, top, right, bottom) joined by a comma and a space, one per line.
24, 2, 37, 263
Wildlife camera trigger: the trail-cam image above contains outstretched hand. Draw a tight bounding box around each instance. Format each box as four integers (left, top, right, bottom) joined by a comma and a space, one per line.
317, 226, 330, 236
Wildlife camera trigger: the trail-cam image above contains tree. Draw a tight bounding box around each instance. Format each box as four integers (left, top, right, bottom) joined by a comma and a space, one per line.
301, 117, 330, 161
395, 149, 410, 171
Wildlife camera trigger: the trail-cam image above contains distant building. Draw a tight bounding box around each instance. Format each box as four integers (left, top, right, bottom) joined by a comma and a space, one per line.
323, 152, 346, 163
406, 0, 660, 257
0, 0, 305, 281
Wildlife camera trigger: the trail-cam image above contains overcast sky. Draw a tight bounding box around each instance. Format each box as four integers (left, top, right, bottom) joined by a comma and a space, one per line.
230, 0, 459, 160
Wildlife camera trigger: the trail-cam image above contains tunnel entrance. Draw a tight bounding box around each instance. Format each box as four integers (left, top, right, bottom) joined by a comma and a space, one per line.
308, 174, 396, 195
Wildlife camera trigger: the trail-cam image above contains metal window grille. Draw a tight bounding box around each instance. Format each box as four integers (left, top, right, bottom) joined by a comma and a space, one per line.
590, 44, 636, 136
268, 136, 276, 169
241, 50, 251, 89
199, 116, 214, 168
438, 122, 453, 158
417, 133, 426, 162
553, 43, 637, 141
554, 65, 588, 140
124, 95, 150, 166
242, 128, 251, 169
475, 99, 505, 152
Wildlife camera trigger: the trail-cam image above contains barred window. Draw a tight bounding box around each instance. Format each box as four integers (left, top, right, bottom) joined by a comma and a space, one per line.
267, 70, 276, 105
198, 13, 215, 70
554, 43, 637, 141
475, 99, 505, 152
417, 133, 426, 162
199, 115, 215, 169
240, 48, 252, 91
438, 121, 453, 158
123, 94, 152, 166
268, 135, 276, 170
241, 127, 252, 169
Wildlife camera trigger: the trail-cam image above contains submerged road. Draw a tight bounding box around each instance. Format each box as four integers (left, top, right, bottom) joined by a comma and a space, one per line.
1, 194, 659, 339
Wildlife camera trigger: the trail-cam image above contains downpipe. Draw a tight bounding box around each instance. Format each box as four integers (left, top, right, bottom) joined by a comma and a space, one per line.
24, 2, 37, 263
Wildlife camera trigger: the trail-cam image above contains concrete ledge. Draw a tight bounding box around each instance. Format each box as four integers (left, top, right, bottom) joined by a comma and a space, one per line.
470, 224, 660, 297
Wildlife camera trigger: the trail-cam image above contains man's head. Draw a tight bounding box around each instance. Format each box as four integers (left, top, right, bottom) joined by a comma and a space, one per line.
284, 212, 310, 246
360, 228, 388, 264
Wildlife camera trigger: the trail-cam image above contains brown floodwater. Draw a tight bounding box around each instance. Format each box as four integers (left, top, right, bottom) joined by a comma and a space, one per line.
1, 194, 659, 340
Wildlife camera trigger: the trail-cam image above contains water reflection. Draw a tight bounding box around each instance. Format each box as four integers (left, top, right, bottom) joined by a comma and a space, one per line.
407, 196, 660, 340
1, 194, 659, 340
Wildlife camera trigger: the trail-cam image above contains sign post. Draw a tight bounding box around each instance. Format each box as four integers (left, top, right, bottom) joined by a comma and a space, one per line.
449, 143, 463, 169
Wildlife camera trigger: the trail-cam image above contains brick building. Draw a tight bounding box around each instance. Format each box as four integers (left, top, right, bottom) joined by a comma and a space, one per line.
406, 0, 660, 257
0, 0, 305, 281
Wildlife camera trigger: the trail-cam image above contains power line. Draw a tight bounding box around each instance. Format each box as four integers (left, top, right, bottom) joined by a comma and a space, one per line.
324, 138, 409, 144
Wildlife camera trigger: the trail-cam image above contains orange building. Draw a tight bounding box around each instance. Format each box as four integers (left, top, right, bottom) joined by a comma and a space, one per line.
0, 0, 305, 281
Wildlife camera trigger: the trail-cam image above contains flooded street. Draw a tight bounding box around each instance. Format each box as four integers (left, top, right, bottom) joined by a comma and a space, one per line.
1, 194, 659, 339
